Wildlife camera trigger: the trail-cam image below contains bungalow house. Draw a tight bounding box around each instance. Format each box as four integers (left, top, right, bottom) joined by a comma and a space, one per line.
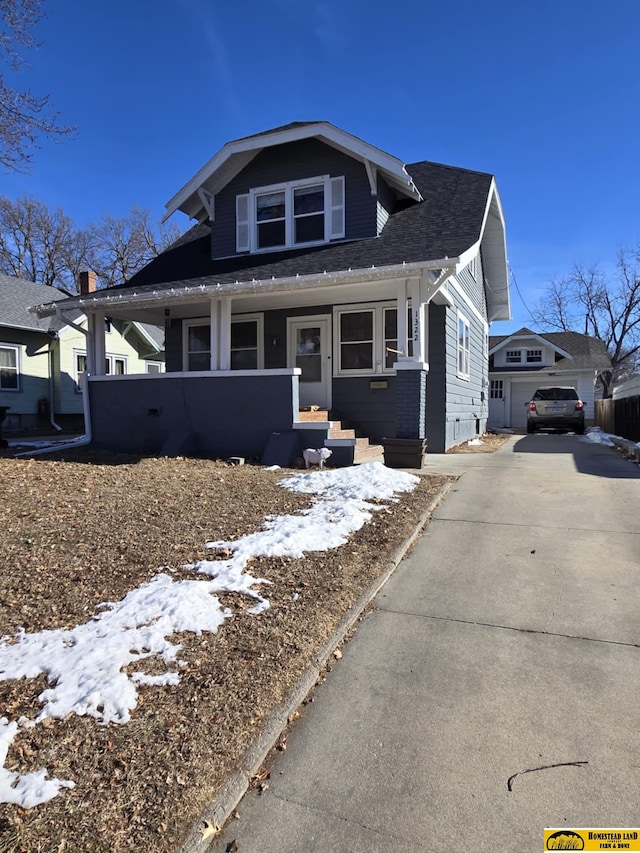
488, 327, 611, 430
1, 273, 164, 434
32, 121, 510, 463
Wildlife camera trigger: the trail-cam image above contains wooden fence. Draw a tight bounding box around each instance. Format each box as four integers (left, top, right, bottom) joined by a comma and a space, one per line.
595, 395, 640, 441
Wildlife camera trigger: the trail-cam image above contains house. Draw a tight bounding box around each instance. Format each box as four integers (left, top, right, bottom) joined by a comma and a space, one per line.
1, 273, 164, 434
488, 327, 611, 430
32, 121, 510, 462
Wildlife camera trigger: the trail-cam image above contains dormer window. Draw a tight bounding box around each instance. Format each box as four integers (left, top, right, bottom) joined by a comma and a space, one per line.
526, 349, 542, 363
505, 349, 521, 363
236, 175, 345, 253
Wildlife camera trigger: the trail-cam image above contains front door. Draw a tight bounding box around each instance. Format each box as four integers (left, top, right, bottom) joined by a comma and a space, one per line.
287, 316, 331, 409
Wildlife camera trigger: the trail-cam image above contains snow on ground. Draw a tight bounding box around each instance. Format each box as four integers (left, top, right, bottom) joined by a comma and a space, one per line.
0, 462, 418, 808
580, 426, 615, 446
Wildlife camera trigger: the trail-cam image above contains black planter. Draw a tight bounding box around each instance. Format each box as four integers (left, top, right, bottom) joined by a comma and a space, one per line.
382, 437, 427, 469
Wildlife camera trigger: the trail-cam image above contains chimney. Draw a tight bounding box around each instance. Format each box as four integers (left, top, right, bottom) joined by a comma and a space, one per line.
79, 270, 97, 294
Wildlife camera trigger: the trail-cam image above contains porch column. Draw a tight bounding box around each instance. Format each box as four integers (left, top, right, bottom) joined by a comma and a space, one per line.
219, 298, 231, 370
395, 280, 409, 361
209, 300, 220, 370
394, 276, 428, 443
88, 311, 106, 375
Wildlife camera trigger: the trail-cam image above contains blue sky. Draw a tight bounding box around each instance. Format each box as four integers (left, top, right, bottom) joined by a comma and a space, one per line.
3, 0, 639, 334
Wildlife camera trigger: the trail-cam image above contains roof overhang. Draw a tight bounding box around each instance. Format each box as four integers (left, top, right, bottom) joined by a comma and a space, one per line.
32, 259, 459, 321
490, 331, 572, 360
163, 122, 423, 223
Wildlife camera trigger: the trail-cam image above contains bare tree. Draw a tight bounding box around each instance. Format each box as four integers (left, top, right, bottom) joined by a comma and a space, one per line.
0, 195, 183, 291
87, 207, 182, 287
532, 245, 640, 397
1, 0, 74, 171
0, 194, 88, 289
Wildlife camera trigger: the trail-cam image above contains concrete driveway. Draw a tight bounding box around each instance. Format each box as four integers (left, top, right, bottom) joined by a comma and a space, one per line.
210, 433, 640, 852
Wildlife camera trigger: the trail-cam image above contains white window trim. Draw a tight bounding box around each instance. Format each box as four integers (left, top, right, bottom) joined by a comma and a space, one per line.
238, 174, 344, 254
145, 360, 164, 373
75, 349, 127, 389
333, 301, 400, 376
0, 343, 20, 392
105, 354, 128, 375
231, 313, 264, 370
183, 319, 211, 371
490, 379, 504, 399
526, 348, 542, 363
457, 312, 471, 380
505, 348, 522, 364
182, 315, 264, 371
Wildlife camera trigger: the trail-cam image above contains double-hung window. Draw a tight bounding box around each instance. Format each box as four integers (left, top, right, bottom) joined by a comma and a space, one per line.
230, 316, 263, 369
526, 349, 542, 363
339, 310, 374, 371
237, 175, 345, 253
505, 349, 521, 364
183, 316, 263, 370
335, 303, 412, 375
457, 314, 471, 379
0, 344, 19, 390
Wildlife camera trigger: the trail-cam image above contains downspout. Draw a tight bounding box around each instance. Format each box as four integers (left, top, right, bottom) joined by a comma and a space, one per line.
47, 336, 63, 432
15, 374, 92, 457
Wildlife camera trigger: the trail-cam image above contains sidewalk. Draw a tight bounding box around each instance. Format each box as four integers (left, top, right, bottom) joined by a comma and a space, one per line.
206, 433, 640, 852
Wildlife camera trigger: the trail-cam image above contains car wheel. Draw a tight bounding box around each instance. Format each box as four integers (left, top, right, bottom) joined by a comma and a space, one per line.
527, 421, 536, 434
576, 423, 585, 435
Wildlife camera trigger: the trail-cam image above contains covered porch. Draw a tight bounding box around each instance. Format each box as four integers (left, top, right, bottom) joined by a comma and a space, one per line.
37, 262, 457, 464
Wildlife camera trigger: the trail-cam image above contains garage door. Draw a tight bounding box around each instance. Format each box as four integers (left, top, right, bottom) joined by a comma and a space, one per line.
510, 378, 579, 428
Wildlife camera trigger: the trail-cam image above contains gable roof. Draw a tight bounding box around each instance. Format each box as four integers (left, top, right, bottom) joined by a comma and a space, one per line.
111, 161, 495, 290
489, 328, 611, 371
0, 275, 75, 333
164, 121, 423, 223
32, 131, 509, 322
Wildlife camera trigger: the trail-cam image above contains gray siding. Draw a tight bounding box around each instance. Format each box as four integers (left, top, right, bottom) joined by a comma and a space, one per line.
331, 377, 396, 444
375, 175, 397, 236
425, 305, 447, 452
442, 301, 488, 449
456, 262, 487, 317
89, 373, 299, 460
212, 139, 376, 258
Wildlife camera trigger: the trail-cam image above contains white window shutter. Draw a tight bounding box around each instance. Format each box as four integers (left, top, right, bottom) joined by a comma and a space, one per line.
329, 176, 345, 239
236, 193, 250, 252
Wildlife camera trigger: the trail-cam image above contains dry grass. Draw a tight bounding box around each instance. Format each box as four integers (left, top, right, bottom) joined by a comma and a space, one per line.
0, 447, 456, 852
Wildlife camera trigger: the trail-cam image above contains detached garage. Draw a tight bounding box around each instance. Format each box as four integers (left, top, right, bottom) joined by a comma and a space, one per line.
488, 328, 610, 430
509, 377, 580, 429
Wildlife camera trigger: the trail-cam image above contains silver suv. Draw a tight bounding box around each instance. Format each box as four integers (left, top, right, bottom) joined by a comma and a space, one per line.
526, 386, 586, 434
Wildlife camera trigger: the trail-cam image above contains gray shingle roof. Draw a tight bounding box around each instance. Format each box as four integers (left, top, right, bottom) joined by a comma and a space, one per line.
0, 275, 75, 332
489, 328, 611, 371
116, 159, 494, 292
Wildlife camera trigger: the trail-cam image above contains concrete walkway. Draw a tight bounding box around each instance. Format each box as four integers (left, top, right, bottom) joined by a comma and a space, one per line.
210, 433, 640, 852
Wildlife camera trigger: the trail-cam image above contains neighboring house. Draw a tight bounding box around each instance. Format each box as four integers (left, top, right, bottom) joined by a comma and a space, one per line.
32, 121, 510, 461
488, 327, 611, 430
0, 273, 164, 433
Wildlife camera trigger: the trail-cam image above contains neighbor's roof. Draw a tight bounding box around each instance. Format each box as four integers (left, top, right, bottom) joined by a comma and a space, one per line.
489, 328, 611, 371
114, 160, 495, 292
0, 274, 76, 332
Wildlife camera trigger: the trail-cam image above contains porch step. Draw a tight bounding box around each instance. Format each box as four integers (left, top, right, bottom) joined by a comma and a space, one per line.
353, 438, 384, 464
296, 410, 383, 465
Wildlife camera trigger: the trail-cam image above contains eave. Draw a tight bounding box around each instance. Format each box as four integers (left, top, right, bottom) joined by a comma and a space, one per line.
163, 122, 423, 223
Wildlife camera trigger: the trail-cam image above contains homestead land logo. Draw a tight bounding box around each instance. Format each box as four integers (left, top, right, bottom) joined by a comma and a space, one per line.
545, 830, 640, 851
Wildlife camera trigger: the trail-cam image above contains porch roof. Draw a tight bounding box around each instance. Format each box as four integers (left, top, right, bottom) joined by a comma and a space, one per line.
32, 161, 509, 321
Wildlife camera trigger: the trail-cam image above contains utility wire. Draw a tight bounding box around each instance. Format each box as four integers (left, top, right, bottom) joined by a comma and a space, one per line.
509, 264, 537, 324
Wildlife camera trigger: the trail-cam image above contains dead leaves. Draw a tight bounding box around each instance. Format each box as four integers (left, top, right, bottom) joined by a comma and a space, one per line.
199, 819, 220, 840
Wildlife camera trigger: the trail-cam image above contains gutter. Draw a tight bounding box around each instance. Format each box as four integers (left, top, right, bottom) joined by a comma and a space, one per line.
15, 371, 93, 458
32, 259, 460, 319
47, 338, 63, 432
